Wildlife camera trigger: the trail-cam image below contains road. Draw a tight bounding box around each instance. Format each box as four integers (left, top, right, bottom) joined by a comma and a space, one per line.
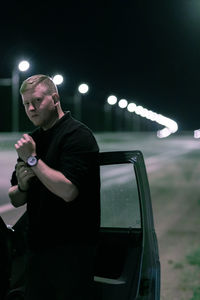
0, 131, 200, 299
1, 131, 197, 223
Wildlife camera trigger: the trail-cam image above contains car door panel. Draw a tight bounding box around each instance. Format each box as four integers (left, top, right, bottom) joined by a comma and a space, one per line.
94, 151, 160, 299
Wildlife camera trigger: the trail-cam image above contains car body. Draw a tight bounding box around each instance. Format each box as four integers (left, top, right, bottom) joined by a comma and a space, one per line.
0, 150, 160, 299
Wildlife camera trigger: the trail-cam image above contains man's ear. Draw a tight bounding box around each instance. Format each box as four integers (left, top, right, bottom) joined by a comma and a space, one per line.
52, 93, 60, 104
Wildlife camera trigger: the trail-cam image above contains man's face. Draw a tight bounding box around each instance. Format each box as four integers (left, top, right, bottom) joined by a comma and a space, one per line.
22, 84, 58, 130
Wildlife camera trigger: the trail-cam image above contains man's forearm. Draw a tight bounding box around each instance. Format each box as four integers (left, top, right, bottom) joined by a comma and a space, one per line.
31, 159, 79, 202
14, 134, 78, 202
8, 185, 27, 207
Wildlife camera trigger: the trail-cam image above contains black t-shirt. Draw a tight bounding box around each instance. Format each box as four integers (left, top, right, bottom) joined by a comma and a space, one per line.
11, 112, 100, 250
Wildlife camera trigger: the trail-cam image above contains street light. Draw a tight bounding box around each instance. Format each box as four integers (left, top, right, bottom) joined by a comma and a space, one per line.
52, 74, 64, 85
74, 83, 89, 121
12, 60, 30, 132
78, 83, 89, 94
118, 99, 128, 109
107, 95, 117, 105
18, 60, 30, 72
127, 102, 136, 112
105, 95, 118, 131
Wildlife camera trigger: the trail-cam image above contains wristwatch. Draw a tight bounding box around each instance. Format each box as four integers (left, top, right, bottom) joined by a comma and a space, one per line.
27, 155, 39, 167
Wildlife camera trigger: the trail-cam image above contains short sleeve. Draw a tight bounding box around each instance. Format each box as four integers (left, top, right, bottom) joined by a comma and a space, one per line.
58, 127, 99, 191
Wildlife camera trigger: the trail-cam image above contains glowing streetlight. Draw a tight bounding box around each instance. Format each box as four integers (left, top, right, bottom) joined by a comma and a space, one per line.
194, 129, 200, 139
135, 105, 144, 115
107, 95, 117, 105
118, 99, 128, 109
18, 60, 30, 72
78, 83, 89, 94
127, 102, 136, 112
52, 74, 63, 85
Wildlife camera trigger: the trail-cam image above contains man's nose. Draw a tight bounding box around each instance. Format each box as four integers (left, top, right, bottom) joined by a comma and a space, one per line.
28, 103, 35, 111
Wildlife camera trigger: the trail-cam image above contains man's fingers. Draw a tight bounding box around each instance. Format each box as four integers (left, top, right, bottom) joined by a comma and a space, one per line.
23, 134, 33, 144
15, 135, 32, 149
17, 138, 27, 145
16, 163, 35, 181
23, 134, 30, 141
16, 162, 27, 172
18, 168, 34, 177
18, 140, 24, 147
17, 169, 35, 184
21, 138, 27, 143
16, 161, 26, 168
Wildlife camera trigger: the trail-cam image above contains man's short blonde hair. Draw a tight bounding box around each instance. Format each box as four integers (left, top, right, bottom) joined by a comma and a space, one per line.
20, 74, 58, 95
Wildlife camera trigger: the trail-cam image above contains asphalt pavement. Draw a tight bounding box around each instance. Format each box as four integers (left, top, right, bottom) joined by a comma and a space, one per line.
0, 131, 198, 227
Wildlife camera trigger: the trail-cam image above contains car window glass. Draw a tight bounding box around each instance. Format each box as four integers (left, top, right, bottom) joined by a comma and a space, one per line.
100, 163, 141, 228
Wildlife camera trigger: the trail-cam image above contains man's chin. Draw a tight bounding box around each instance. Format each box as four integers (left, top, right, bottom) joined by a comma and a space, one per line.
30, 119, 41, 127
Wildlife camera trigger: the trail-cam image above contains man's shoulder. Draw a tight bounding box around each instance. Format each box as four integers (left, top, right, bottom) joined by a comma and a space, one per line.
59, 115, 99, 151
59, 113, 96, 139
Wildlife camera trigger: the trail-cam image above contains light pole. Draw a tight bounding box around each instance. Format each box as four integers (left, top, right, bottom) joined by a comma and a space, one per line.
118, 99, 128, 131
12, 60, 30, 132
74, 83, 89, 121
105, 95, 117, 131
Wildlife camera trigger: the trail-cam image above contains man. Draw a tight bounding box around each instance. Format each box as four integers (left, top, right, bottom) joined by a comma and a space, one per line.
8, 74, 100, 300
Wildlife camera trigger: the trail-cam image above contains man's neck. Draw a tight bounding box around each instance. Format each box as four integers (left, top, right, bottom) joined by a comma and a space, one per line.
42, 111, 65, 131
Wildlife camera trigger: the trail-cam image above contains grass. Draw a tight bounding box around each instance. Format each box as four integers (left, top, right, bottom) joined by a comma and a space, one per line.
186, 193, 200, 300
187, 248, 200, 268
186, 244, 200, 299
190, 287, 200, 300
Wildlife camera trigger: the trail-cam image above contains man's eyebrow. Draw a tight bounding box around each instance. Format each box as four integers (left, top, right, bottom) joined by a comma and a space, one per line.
22, 98, 32, 105
24, 97, 41, 102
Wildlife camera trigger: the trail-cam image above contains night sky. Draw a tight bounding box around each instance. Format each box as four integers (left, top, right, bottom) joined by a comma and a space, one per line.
1, 0, 200, 131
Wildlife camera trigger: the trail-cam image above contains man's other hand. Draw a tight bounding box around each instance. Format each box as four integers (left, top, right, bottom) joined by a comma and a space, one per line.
16, 162, 35, 191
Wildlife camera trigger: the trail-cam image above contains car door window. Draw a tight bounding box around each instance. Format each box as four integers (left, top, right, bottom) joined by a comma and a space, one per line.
100, 163, 141, 228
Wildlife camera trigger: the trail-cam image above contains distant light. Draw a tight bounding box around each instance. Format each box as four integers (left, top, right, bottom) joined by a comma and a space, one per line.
127, 102, 136, 112
135, 105, 144, 115
118, 99, 128, 109
146, 110, 158, 121
107, 95, 117, 105
157, 127, 171, 138
139, 107, 147, 117
52, 74, 63, 85
78, 83, 89, 94
18, 60, 30, 72
194, 129, 200, 139
166, 119, 178, 133
142, 108, 149, 118
105, 93, 179, 137
155, 114, 178, 133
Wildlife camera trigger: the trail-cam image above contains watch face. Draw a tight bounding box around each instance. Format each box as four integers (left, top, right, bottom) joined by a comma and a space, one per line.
27, 156, 38, 166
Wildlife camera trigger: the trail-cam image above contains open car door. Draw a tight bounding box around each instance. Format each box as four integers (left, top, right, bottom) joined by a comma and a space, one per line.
94, 150, 160, 299
1, 150, 160, 300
